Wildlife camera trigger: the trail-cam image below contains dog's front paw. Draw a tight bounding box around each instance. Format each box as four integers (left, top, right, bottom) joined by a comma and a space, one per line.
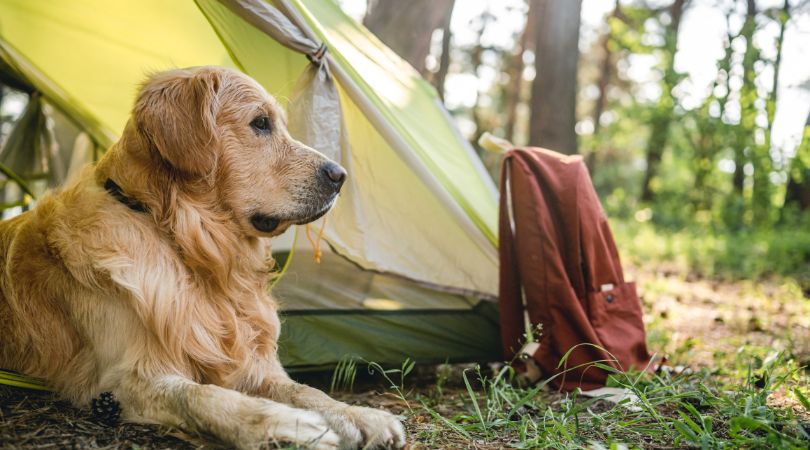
260, 406, 341, 450
323, 406, 405, 449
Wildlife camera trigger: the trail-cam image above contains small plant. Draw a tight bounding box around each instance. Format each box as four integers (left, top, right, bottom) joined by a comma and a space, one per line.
366, 357, 415, 411
330, 354, 359, 393
432, 360, 452, 398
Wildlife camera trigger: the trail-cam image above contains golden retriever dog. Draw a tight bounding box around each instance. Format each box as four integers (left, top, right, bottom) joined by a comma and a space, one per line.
0, 66, 405, 449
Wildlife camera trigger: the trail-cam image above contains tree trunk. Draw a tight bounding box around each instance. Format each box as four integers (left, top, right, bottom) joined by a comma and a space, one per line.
639, 0, 687, 203
732, 0, 758, 196
470, 12, 495, 148
503, 0, 535, 143
691, 16, 734, 208
433, 0, 456, 100
751, 0, 789, 224
784, 112, 810, 212
364, 0, 455, 75
586, 0, 620, 169
591, 1, 620, 138
528, 0, 583, 154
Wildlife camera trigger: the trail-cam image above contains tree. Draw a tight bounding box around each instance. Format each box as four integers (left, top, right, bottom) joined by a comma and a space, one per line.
469, 10, 497, 147
731, 0, 758, 201
528, 0, 583, 154
784, 112, 810, 212
639, 0, 688, 202
585, 0, 621, 169
363, 0, 455, 75
591, 1, 621, 139
502, 0, 534, 143
687, 11, 735, 210
433, 0, 456, 100
750, 0, 790, 224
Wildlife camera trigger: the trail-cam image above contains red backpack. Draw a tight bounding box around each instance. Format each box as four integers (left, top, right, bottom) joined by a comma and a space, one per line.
499, 147, 651, 390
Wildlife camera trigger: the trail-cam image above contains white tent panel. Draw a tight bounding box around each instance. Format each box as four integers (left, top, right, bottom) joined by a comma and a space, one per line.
323, 86, 498, 297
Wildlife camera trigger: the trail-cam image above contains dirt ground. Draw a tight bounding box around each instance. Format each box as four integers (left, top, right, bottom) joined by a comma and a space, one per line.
1, 267, 808, 449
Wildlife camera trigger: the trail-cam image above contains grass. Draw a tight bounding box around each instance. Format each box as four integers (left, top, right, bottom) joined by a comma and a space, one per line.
333, 348, 809, 449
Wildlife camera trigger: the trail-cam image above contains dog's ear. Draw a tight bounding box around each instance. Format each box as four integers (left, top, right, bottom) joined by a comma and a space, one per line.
133, 68, 222, 176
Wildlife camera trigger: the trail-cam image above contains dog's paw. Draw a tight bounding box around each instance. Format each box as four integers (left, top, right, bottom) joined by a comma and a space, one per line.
261, 407, 341, 450
323, 406, 405, 449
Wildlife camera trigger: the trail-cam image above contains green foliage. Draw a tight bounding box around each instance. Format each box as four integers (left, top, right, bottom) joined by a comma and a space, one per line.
608, 5, 657, 55
612, 219, 810, 291
580, 1, 807, 237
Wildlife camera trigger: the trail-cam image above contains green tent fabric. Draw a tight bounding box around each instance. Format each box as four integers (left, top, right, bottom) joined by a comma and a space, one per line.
0, 0, 501, 367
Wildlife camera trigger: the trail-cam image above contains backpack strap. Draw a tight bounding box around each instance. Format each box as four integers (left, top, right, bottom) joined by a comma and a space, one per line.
498, 153, 529, 360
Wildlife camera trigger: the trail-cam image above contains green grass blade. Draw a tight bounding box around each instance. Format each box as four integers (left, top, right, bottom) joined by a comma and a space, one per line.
419, 401, 472, 440
794, 388, 810, 412
0, 370, 52, 391
462, 368, 487, 434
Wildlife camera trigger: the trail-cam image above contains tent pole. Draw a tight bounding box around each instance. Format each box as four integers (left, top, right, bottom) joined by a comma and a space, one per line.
0, 39, 116, 149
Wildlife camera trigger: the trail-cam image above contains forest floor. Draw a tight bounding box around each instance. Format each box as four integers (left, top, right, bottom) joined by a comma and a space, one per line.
1, 264, 809, 449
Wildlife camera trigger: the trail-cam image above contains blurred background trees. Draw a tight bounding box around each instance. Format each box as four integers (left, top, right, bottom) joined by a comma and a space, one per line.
363, 0, 456, 76
351, 0, 810, 234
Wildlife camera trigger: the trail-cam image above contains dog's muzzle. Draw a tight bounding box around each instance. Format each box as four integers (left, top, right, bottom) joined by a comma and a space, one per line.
250, 162, 346, 234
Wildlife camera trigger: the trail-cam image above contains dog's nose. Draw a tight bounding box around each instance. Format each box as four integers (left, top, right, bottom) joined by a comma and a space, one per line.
320, 162, 347, 189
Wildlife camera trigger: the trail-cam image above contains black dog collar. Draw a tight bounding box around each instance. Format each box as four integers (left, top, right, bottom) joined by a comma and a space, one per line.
104, 179, 147, 213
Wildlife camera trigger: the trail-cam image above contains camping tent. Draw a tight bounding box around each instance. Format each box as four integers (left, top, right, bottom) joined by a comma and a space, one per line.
0, 0, 501, 368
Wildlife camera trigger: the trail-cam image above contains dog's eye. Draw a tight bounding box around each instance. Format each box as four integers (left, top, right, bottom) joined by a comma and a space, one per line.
250, 116, 272, 134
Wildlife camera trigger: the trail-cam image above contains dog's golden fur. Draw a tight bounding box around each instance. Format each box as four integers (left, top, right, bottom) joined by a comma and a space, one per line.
0, 66, 404, 449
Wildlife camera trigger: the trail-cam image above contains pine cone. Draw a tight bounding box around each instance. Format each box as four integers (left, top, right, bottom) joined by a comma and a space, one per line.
91, 391, 121, 425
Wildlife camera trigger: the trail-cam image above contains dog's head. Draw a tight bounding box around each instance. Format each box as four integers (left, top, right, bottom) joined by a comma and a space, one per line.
130, 66, 345, 237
